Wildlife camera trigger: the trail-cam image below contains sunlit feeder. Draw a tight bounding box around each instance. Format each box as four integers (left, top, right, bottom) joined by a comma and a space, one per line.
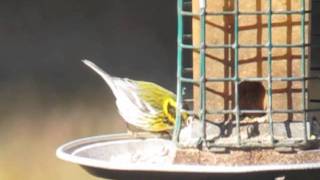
57, 0, 320, 179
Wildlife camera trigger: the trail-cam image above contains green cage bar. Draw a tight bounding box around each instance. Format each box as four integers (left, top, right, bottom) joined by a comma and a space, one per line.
233, 0, 241, 146
266, 0, 275, 145
175, 0, 319, 149
300, 0, 308, 143
173, 0, 184, 142
199, 0, 207, 144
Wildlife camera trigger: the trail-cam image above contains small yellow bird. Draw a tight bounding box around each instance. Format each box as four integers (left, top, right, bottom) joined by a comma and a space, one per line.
82, 60, 188, 132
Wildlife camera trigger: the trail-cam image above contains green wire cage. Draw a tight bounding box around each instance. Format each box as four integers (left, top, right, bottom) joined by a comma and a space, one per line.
174, 0, 320, 150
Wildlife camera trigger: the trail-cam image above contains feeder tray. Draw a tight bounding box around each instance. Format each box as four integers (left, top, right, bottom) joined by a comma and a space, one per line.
57, 134, 320, 180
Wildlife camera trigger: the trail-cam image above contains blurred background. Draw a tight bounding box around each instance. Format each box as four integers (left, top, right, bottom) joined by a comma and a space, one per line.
0, 0, 179, 179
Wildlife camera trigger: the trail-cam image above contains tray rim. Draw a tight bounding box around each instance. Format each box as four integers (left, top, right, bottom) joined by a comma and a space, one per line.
56, 133, 320, 174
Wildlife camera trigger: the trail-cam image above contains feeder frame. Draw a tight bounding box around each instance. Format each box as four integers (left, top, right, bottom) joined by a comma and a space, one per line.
174, 0, 320, 149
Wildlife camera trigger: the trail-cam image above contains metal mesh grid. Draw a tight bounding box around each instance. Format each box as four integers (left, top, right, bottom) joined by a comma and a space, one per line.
174, 0, 320, 149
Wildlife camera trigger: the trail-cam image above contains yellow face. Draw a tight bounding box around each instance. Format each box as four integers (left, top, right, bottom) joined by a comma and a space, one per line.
163, 98, 189, 125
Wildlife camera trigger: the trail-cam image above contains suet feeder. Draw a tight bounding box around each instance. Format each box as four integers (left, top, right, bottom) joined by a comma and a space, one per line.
57, 0, 320, 179
174, 0, 320, 149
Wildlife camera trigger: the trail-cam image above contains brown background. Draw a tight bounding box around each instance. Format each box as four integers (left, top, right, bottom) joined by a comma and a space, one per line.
0, 0, 181, 179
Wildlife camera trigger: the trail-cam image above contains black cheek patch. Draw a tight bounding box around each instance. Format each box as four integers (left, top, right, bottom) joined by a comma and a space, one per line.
167, 104, 176, 119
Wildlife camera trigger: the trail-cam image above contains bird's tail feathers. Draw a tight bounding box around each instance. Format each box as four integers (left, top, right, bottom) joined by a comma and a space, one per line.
82, 59, 118, 93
